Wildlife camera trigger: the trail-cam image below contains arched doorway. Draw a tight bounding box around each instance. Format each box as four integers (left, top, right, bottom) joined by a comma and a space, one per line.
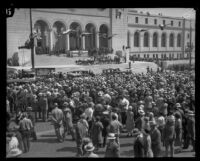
85, 23, 96, 50
99, 24, 108, 48
53, 21, 66, 53
34, 20, 50, 54
69, 22, 82, 50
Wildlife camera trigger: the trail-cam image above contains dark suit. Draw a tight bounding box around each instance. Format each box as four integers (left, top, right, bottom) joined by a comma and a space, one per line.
133, 136, 145, 157
150, 128, 162, 157
185, 116, 195, 150
75, 121, 88, 156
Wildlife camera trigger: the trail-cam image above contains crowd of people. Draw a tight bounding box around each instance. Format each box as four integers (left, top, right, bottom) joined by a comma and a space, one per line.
6, 68, 195, 157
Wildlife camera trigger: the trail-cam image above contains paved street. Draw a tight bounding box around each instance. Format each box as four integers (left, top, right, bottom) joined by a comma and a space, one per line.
17, 121, 195, 158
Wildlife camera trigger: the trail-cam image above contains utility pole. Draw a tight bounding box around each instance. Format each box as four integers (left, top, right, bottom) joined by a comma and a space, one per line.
30, 8, 35, 70
189, 19, 192, 69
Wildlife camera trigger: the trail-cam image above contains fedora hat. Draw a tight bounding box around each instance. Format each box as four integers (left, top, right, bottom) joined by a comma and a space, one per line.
26, 107, 32, 111
138, 110, 145, 116
84, 143, 95, 152
107, 133, 116, 140
175, 103, 181, 108
149, 120, 157, 126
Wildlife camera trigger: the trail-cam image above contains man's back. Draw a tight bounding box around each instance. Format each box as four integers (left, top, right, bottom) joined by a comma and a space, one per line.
52, 108, 63, 123
19, 118, 33, 131
109, 120, 122, 134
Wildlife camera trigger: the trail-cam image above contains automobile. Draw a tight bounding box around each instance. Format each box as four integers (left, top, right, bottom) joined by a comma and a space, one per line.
67, 70, 95, 78
102, 68, 121, 75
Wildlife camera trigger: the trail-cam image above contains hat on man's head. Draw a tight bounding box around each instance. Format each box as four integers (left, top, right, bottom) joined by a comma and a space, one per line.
138, 110, 145, 116
63, 102, 69, 107
175, 103, 181, 109
149, 120, 157, 126
54, 103, 58, 107
84, 143, 95, 152
107, 133, 116, 140
26, 107, 32, 111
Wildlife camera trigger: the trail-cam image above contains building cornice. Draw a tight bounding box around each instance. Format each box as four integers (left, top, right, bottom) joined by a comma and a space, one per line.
128, 24, 195, 31
32, 9, 110, 18
130, 50, 182, 53
128, 12, 185, 21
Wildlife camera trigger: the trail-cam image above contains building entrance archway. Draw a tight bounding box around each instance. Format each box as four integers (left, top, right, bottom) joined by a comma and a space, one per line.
53, 21, 66, 53
34, 20, 50, 54
69, 22, 82, 50
99, 24, 108, 48
85, 23, 96, 50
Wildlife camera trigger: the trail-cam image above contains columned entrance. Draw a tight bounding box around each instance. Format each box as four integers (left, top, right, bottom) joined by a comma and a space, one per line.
99, 24, 108, 48
34, 20, 50, 54
85, 23, 96, 50
69, 22, 82, 50
52, 21, 66, 53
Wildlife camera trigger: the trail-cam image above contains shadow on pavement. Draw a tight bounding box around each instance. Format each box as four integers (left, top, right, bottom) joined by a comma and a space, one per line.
56, 147, 76, 153
120, 142, 133, 148
40, 134, 56, 137
120, 149, 134, 157
35, 138, 59, 144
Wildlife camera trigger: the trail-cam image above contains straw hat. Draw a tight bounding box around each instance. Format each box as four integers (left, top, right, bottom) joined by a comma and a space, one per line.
107, 133, 116, 140
7, 149, 22, 158
84, 143, 95, 152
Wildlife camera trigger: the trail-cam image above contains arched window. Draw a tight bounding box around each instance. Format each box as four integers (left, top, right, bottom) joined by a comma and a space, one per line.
169, 33, 174, 47
161, 33, 166, 47
144, 32, 149, 47
177, 34, 181, 47
134, 32, 140, 47
153, 32, 158, 47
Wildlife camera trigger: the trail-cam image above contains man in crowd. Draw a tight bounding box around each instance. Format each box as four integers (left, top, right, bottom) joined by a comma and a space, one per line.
18, 112, 33, 153
51, 103, 64, 142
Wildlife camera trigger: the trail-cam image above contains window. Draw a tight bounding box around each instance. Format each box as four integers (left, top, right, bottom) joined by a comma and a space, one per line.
153, 32, 158, 47
161, 33, 166, 47
144, 32, 149, 47
171, 21, 173, 26
163, 20, 165, 25
179, 21, 181, 27
147, 54, 149, 58
145, 18, 148, 24
154, 19, 157, 25
135, 17, 138, 23
144, 54, 146, 58
188, 33, 190, 39
134, 32, 140, 47
138, 54, 140, 58
169, 33, 174, 47
127, 31, 130, 47
153, 54, 155, 58
177, 34, 181, 47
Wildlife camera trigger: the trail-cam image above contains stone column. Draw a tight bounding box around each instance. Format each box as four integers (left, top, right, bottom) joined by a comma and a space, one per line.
67, 34, 70, 50
50, 29, 54, 51
82, 36, 85, 50
96, 32, 99, 48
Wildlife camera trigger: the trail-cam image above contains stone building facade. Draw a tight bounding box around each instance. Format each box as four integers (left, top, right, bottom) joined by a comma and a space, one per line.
7, 8, 195, 65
